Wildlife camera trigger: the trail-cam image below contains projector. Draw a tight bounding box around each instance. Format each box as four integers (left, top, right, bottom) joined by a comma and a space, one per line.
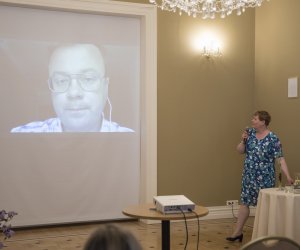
153, 195, 195, 214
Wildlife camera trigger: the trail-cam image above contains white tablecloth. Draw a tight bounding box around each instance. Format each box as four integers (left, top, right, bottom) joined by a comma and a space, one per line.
252, 187, 300, 244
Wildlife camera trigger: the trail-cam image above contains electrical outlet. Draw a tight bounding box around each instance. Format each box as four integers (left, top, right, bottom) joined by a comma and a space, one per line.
226, 200, 239, 206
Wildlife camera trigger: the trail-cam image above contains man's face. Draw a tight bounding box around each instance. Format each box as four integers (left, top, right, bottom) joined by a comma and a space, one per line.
49, 45, 107, 132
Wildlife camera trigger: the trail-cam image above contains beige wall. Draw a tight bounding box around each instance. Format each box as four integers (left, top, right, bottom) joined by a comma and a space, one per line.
116, 0, 299, 207
155, 10, 255, 206
255, 0, 300, 182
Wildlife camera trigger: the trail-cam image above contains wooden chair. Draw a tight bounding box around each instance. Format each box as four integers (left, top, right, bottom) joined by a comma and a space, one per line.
240, 236, 300, 250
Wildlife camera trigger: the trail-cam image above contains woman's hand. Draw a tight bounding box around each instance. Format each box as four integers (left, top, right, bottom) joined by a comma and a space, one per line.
237, 127, 249, 154
278, 157, 294, 185
241, 127, 249, 143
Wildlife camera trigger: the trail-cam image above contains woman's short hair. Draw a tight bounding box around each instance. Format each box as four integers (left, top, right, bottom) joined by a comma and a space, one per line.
84, 224, 142, 250
254, 110, 271, 126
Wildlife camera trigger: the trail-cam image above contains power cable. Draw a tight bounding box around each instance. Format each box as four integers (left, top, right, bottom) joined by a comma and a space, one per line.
188, 208, 200, 250
177, 207, 188, 250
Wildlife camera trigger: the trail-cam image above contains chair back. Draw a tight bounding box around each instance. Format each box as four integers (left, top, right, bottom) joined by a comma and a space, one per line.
240, 236, 300, 250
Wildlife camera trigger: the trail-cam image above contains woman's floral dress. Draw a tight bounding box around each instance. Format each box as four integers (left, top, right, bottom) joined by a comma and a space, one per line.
241, 128, 283, 206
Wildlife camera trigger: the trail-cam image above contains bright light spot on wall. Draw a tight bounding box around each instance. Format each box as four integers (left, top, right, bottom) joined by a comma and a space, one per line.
192, 31, 222, 58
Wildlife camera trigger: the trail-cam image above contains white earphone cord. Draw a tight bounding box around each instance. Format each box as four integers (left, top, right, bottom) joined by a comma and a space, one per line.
107, 97, 112, 131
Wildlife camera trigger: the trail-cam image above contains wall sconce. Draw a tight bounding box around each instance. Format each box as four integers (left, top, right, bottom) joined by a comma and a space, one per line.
200, 40, 222, 59
192, 32, 222, 59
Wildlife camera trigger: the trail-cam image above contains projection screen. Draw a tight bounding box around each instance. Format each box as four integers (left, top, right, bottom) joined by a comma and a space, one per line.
0, 0, 157, 227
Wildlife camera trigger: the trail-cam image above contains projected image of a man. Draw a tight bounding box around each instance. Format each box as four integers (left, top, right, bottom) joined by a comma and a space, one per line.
11, 44, 133, 133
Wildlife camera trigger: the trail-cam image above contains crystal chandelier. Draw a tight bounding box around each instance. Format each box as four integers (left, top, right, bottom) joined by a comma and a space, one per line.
149, 0, 269, 19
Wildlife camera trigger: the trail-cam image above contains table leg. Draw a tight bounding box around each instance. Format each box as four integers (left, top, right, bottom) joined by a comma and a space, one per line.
161, 220, 170, 250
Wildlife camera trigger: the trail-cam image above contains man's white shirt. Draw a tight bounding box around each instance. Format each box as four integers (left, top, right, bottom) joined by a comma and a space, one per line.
11, 118, 134, 133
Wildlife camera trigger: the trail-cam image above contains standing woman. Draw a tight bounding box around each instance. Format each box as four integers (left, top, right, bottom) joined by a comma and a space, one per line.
226, 111, 293, 242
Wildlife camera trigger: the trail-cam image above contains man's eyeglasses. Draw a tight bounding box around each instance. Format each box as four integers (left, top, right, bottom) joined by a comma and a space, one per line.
48, 72, 106, 93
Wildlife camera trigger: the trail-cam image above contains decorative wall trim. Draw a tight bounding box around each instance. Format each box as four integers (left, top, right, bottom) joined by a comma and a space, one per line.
201, 206, 256, 220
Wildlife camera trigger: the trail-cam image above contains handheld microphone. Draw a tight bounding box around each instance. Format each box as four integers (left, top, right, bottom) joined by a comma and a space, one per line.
243, 127, 250, 144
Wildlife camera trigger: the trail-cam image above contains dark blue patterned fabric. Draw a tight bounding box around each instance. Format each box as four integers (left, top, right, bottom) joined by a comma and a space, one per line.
241, 128, 283, 206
